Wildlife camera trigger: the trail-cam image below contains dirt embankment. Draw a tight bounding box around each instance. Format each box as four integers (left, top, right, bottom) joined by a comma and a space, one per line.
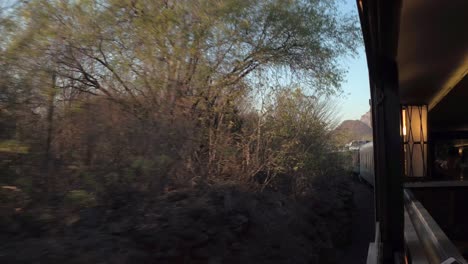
0, 176, 354, 264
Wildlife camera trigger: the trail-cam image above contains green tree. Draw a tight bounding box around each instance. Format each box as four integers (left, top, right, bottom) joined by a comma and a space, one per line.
1, 0, 360, 193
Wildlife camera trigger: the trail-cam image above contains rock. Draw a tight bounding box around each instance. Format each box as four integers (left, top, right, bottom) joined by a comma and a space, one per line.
223, 190, 233, 212
64, 214, 80, 226
192, 245, 215, 259
187, 206, 209, 220
166, 191, 189, 202
208, 256, 223, 264
109, 219, 132, 234
229, 214, 249, 234
78, 207, 102, 228
177, 228, 210, 246
319, 247, 337, 264
0, 215, 21, 235
1, 179, 356, 264
231, 242, 242, 251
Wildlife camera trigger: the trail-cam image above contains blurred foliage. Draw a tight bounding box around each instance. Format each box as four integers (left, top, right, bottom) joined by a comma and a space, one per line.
0, 140, 29, 154
13, 177, 33, 194
0, 0, 360, 205
64, 190, 96, 208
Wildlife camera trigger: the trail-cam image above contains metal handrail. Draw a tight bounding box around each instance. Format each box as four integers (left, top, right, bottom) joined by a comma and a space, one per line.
404, 189, 467, 264
367, 222, 381, 264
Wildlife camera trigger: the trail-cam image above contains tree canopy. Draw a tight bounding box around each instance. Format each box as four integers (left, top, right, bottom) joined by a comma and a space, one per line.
0, 0, 360, 195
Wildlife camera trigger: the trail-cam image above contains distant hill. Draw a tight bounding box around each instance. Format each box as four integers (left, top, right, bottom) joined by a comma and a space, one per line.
360, 110, 372, 128
333, 119, 373, 144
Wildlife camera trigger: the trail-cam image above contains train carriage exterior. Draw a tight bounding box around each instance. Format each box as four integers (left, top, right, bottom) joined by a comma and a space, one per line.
358, 142, 374, 186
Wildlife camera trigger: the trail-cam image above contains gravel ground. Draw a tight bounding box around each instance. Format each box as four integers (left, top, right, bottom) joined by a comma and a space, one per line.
338, 179, 375, 263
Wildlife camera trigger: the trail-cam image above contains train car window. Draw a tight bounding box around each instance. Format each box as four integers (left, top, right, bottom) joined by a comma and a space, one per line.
433, 139, 468, 180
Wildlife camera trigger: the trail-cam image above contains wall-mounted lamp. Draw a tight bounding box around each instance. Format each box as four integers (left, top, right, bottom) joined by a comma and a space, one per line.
401, 105, 428, 177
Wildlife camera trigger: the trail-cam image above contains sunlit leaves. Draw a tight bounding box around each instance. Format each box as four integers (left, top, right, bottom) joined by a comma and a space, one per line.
6, 0, 359, 107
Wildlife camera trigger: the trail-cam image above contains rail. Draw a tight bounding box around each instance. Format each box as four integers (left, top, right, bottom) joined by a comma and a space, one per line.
367, 222, 381, 264
404, 189, 467, 264
367, 190, 467, 264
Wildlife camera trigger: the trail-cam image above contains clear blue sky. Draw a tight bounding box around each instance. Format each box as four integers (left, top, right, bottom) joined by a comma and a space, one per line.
337, 48, 371, 121
337, 0, 371, 121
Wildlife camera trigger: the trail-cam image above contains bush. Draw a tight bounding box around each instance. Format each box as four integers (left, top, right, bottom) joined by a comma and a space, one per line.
13, 177, 33, 194
64, 190, 96, 208
0, 140, 29, 154
0, 185, 29, 210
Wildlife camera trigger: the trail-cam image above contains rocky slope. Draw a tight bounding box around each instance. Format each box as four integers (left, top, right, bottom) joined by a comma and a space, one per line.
333, 120, 372, 143
0, 175, 354, 264
360, 110, 372, 128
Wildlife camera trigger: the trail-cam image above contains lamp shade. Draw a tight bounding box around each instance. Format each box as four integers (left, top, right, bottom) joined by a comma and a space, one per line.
401, 105, 428, 177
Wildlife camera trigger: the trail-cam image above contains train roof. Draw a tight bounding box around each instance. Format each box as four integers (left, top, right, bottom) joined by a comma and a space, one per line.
359, 141, 373, 150
358, 0, 468, 132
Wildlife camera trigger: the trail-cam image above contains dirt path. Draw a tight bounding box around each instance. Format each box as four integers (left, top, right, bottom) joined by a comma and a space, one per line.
338, 179, 375, 263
